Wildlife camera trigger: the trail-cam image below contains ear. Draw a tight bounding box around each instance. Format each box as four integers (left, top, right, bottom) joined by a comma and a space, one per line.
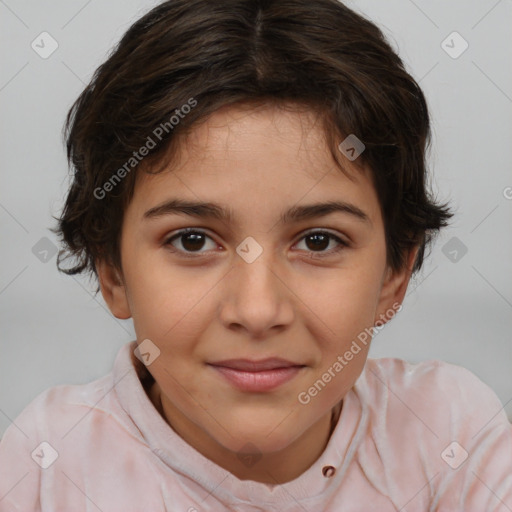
373, 246, 419, 327
96, 259, 131, 320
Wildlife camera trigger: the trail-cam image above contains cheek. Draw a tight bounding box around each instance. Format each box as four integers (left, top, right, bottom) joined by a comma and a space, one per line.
126, 259, 217, 344
295, 258, 383, 392
299, 264, 382, 333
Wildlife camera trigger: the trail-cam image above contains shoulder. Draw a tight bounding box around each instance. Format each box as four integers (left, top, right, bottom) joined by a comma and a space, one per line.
1, 373, 115, 445
0, 341, 144, 454
0, 375, 110, 505
356, 357, 508, 439
0, 343, 155, 509
361, 357, 504, 408
348, 358, 512, 508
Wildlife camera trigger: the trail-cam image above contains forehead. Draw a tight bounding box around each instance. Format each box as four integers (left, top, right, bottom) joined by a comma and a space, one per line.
175, 102, 357, 173
130, 102, 381, 228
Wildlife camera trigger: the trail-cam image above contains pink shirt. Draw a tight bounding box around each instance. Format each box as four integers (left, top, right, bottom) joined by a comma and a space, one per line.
1, 341, 511, 511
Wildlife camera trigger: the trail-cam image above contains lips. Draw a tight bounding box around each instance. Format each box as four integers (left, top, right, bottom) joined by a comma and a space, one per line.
207, 357, 304, 372
207, 357, 306, 392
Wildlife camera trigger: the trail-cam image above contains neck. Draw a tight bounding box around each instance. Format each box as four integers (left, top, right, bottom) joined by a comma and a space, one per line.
148, 381, 342, 485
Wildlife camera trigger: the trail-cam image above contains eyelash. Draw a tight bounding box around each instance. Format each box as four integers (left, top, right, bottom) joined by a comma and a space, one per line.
163, 228, 349, 259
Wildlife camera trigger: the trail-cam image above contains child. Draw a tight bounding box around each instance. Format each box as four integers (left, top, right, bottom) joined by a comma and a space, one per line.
1, 0, 511, 510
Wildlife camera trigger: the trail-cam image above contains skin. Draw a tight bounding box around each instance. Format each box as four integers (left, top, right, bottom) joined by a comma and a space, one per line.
98, 101, 417, 485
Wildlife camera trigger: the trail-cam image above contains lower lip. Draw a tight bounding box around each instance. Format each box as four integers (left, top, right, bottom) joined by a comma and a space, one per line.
209, 365, 304, 392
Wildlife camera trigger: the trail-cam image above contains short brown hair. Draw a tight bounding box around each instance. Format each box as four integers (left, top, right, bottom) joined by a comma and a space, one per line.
54, 0, 453, 287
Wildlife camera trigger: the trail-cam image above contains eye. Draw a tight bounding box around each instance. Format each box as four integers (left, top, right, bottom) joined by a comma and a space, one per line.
294, 230, 349, 256
164, 228, 217, 257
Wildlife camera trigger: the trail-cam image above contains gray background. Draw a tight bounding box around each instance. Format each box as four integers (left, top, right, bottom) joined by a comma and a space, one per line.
1, 0, 511, 439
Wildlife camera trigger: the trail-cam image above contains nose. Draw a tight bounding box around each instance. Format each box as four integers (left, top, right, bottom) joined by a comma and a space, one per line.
219, 254, 294, 338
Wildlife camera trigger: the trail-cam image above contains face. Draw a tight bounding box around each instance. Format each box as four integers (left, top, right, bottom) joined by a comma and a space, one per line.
99, 102, 413, 480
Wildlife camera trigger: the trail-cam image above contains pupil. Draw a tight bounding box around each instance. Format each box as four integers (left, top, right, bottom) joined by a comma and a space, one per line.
182, 233, 204, 251
307, 233, 328, 251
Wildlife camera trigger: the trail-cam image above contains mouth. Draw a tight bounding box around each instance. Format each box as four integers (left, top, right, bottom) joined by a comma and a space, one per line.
208, 357, 305, 372
207, 358, 306, 392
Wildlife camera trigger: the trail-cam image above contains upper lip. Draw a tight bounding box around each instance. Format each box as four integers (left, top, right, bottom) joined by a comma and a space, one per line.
208, 358, 305, 372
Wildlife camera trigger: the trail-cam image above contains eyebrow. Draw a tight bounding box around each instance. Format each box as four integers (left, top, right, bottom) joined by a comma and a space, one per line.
143, 199, 371, 225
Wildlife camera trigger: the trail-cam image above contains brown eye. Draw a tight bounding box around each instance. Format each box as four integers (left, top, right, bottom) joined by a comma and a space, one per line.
164, 229, 217, 256
295, 230, 348, 256
305, 233, 330, 251
181, 232, 206, 251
